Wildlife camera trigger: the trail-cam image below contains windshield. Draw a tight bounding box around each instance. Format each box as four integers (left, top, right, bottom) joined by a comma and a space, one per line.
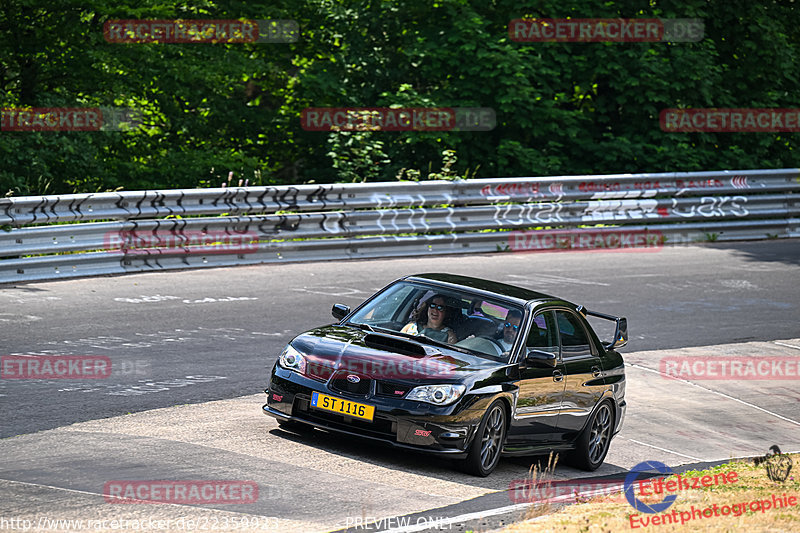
347, 281, 524, 361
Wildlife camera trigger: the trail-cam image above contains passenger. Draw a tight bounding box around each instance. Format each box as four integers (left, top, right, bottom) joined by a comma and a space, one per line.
401, 294, 458, 344
468, 299, 487, 317
498, 310, 523, 352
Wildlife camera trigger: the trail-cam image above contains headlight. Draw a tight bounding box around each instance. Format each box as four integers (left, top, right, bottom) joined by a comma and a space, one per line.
406, 384, 466, 406
278, 345, 306, 374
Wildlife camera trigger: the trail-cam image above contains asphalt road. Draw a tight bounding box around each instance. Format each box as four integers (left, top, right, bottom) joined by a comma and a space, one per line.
1, 239, 799, 438
1, 240, 799, 532
1, 337, 799, 533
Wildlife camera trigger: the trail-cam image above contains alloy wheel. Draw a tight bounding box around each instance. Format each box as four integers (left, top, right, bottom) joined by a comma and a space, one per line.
588, 403, 612, 464
479, 405, 505, 469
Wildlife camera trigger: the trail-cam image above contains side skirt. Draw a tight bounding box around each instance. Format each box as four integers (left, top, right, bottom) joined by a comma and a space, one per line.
501, 443, 575, 457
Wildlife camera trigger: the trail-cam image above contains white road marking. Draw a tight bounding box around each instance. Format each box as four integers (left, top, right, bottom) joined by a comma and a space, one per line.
625, 439, 703, 461
113, 295, 179, 303
182, 296, 258, 304
506, 274, 609, 287
57, 375, 227, 396
774, 341, 800, 350
625, 362, 800, 426
376, 503, 530, 533
373, 479, 634, 533
0, 314, 41, 323
718, 279, 758, 290
292, 286, 368, 298
375, 443, 800, 533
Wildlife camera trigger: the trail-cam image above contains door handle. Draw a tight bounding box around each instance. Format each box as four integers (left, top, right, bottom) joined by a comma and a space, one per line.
591, 366, 602, 378
553, 370, 564, 382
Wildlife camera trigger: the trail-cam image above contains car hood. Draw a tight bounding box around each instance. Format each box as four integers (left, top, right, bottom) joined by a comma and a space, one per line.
290, 325, 501, 382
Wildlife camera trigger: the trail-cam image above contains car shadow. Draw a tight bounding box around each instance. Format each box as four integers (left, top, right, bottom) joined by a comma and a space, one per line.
267, 423, 625, 492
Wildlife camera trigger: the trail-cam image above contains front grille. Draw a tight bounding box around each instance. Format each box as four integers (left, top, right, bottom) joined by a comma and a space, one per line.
295, 395, 396, 440
306, 361, 336, 382
376, 380, 412, 398
329, 371, 371, 396
304, 409, 396, 439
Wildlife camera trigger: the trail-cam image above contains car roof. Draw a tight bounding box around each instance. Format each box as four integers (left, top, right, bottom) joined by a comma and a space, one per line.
403, 273, 561, 305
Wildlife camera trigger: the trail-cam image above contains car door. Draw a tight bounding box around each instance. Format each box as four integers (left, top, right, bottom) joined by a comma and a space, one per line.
553, 309, 607, 438
507, 310, 566, 444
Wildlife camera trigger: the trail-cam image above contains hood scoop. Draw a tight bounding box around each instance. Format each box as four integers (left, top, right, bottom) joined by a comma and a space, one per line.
363, 333, 440, 358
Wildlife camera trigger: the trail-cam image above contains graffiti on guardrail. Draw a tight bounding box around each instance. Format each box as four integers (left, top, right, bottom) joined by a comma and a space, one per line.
575, 196, 749, 220
480, 182, 544, 199
669, 196, 748, 218
1, 170, 797, 283
477, 178, 732, 201
579, 199, 659, 220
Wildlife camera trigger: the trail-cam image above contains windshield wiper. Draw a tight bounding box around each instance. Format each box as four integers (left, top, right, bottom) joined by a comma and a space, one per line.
348, 322, 375, 332
389, 330, 469, 353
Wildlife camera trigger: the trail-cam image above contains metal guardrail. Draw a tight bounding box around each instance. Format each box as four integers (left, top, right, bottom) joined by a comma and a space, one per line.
1, 169, 798, 283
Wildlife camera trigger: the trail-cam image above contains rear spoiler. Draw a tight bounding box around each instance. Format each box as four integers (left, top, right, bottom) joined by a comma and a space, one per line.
576, 305, 628, 350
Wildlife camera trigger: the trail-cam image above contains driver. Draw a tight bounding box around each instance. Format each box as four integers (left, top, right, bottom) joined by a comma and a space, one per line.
498, 310, 523, 352
401, 294, 458, 344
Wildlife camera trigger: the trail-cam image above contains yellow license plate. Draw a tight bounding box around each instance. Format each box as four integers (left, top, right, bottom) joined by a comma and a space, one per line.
311, 392, 374, 422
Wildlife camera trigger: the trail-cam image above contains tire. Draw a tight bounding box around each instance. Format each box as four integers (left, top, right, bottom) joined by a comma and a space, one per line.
461, 400, 507, 477
568, 400, 614, 471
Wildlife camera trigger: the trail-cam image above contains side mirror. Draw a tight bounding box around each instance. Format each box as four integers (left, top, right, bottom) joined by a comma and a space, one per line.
331, 303, 350, 321
608, 317, 628, 349
525, 349, 558, 368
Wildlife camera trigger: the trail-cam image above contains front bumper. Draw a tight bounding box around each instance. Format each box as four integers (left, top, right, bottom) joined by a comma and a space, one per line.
264, 366, 486, 457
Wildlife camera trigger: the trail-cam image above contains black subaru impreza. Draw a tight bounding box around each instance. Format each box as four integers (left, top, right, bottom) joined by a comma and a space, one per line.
263, 273, 627, 476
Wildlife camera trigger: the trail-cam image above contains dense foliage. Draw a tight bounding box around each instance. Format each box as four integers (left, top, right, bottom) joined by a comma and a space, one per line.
1, 0, 798, 195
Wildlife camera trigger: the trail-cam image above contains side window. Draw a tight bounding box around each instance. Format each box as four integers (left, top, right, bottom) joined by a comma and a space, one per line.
555, 310, 592, 357
526, 311, 559, 355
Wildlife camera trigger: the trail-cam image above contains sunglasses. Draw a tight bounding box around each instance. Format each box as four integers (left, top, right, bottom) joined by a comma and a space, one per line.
428, 303, 446, 311
504, 322, 520, 330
